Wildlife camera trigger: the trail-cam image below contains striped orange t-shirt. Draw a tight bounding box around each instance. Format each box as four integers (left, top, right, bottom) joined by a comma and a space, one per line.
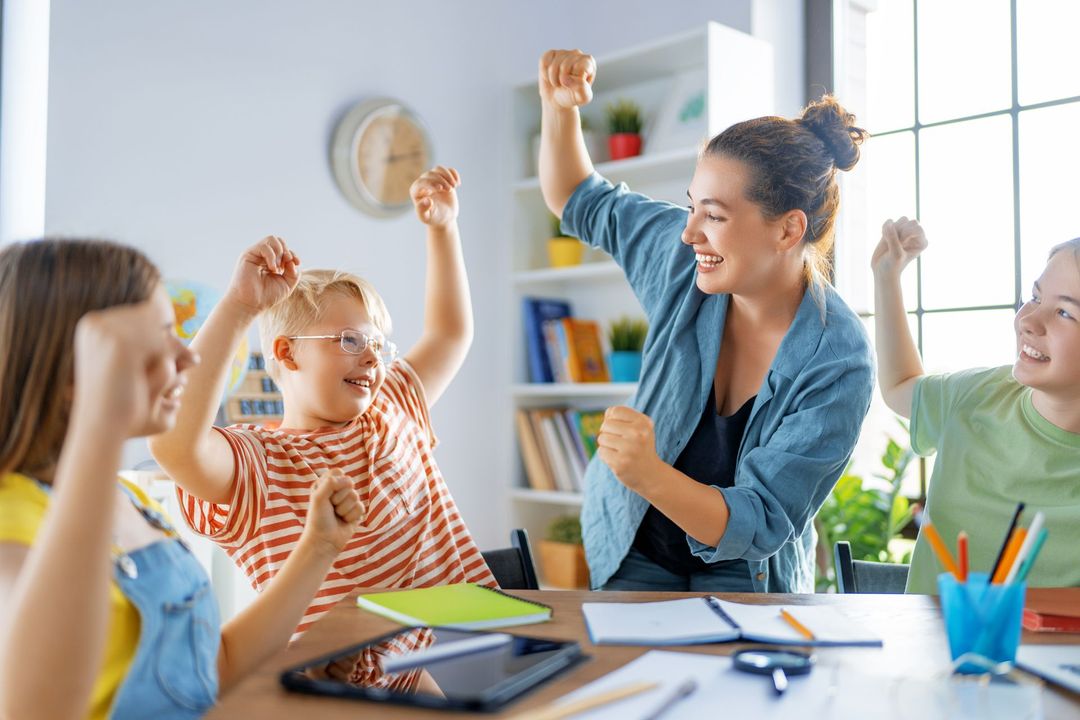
176, 359, 495, 636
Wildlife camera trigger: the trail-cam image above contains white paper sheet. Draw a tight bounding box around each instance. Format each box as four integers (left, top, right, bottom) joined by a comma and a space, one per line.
553, 650, 1043, 720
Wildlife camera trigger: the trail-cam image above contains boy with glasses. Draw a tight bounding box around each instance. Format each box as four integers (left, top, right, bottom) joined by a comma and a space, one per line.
150, 167, 495, 661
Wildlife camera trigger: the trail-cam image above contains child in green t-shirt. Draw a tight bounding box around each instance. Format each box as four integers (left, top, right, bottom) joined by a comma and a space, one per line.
872, 218, 1080, 594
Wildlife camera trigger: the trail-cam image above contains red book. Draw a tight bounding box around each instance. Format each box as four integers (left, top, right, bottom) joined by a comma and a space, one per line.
1022, 588, 1080, 633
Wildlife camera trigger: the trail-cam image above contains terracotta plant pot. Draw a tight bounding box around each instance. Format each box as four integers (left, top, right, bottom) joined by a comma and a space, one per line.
539, 540, 590, 589
547, 236, 585, 268
608, 132, 642, 161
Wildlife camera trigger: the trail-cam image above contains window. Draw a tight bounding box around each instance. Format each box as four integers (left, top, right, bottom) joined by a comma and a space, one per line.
834, 0, 1080, 497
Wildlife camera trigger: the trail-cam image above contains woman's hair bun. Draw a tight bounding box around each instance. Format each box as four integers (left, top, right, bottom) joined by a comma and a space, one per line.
799, 95, 869, 171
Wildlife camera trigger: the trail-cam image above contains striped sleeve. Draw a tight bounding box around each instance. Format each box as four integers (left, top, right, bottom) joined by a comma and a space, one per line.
380, 359, 437, 449
174, 425, 269, 548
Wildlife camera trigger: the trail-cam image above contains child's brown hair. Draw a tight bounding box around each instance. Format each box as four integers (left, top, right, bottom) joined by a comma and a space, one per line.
0, 239, 161, 477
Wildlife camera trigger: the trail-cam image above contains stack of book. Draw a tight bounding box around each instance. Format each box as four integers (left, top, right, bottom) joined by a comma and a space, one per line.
522, 297, 610, 383
514, 407, 604, 493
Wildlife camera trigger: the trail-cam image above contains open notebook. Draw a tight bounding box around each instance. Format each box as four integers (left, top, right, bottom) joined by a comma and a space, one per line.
582, 597, 882, 647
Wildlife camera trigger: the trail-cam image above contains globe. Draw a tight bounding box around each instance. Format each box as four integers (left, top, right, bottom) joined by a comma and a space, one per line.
165, 280, 250, 396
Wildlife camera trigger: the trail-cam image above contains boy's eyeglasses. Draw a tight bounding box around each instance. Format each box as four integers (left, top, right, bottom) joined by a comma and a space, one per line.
287, 330, 398, 365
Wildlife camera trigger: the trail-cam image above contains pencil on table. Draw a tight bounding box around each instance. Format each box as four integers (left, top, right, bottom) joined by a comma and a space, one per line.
779, 608, 816, 642
508, 681, 659, 720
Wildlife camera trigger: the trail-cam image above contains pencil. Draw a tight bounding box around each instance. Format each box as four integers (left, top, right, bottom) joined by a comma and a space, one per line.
1014, 527, 1049, 584
992, 527, 1027, 584
989, 502, 1025, 582
779, 608, 816, 642
1004, 511, 1045, 585
508, 681, 659, 720
922, 522, 959, 578
957, 531, 969, 583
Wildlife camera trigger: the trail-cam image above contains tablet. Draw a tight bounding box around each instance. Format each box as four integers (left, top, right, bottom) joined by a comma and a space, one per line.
280, 626, 585, 712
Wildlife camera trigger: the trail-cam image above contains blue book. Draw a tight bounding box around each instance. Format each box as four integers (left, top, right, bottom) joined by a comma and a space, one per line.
522, 297, 572, 383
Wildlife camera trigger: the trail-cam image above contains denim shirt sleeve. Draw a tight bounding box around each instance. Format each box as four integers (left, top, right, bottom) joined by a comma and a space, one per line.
560, 173, 689, 315
688, 352, 874, 563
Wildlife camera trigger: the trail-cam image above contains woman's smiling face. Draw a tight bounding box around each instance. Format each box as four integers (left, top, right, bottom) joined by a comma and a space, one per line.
681, 154, 795, 297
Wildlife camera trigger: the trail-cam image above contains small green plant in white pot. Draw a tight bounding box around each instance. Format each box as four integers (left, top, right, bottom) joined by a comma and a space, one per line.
608, 316, 648, 382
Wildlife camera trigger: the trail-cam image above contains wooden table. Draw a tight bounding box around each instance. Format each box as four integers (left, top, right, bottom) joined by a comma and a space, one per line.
208, 590, 1080, 718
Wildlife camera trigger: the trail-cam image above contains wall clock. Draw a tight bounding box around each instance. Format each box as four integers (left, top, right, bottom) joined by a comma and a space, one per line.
330, 98, 433, 218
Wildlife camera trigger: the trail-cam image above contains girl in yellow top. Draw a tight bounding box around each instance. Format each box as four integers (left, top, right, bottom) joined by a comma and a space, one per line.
0, 239, 364, 719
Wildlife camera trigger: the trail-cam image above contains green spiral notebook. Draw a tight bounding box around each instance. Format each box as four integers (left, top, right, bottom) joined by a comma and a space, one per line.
355, 583, 552, 630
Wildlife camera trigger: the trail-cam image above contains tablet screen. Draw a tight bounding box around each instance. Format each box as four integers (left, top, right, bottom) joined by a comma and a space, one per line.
281, 626, 582, 711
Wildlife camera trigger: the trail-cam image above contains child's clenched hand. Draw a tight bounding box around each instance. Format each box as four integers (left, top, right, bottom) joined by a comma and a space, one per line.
225, 235, 301, 314
872, 217, 928, 279
410, 166, 460, 229
303, 468, 364, 558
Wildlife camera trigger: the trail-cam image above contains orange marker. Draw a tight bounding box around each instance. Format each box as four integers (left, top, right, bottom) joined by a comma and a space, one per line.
992, 527, 1027, 584
957, 531, 969, 583
922, 523, 959, 579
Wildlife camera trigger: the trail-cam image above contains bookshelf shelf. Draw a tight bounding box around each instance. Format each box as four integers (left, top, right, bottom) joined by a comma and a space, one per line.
512, 147, 700, 193
510, 489, 585, 506
511, 382, 638, 399
512, 262, 624, 287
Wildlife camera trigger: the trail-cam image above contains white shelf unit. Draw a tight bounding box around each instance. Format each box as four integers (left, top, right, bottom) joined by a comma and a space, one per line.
505, 23, 773, 583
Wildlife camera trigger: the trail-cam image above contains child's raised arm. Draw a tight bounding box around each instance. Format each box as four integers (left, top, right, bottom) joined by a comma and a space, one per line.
149, 236, 300, 504
871, 217, 929, 417
402, 166, 473, 407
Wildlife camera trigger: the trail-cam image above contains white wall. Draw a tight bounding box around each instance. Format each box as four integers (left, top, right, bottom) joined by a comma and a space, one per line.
42, 0, 802, 553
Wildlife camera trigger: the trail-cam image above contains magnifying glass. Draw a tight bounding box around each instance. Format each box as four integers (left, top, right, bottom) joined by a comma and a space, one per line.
732, 648, 815, 695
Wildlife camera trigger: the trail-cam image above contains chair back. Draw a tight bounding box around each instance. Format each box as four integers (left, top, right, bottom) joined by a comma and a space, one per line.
481, 528, 540, 590
834, 540, 909, 594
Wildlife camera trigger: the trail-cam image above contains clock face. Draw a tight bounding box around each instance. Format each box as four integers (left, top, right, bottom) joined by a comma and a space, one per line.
331, 99, 433, 217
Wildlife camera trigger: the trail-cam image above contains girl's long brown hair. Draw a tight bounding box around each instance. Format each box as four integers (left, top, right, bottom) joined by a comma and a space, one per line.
0, 239, 160, 478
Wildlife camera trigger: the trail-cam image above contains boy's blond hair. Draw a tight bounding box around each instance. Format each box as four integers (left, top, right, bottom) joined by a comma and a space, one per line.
259, 269, 392, 381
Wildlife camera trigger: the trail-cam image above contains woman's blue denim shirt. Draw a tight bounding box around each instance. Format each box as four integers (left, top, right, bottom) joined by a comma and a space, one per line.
562, 174, 875, 592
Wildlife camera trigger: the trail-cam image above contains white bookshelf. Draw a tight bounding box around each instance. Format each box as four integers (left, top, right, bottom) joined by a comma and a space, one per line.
504, 23, 773, 583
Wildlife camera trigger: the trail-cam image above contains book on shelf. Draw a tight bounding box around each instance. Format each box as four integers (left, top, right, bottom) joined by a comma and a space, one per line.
514, 410, 556, 492
522, 297, 572, 383
515, 407, 606, 495
542, 317, 611, 384
537, 410, 578, 492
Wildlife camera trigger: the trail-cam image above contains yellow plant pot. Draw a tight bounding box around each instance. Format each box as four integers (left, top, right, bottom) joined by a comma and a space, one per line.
539, 540, 590, 589
547, 236, 585, 268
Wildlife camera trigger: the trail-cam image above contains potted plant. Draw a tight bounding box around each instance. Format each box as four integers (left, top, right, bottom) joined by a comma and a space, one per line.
607, 316, 648, 382
814, 421, 917, 592
546, 212, 584, 268
539, 515, 589, 589
605, 99, 644, 161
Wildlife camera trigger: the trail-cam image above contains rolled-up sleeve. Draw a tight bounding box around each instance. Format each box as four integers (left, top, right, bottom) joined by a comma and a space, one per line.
688, 354, 873, 563
561, 173, 688, 310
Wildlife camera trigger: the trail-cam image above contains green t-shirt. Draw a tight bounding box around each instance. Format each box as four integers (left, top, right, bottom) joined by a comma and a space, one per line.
906, 366, 1080, 594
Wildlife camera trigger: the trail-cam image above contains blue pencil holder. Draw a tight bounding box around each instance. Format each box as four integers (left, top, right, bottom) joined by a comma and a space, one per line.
938, 572, 1026, 674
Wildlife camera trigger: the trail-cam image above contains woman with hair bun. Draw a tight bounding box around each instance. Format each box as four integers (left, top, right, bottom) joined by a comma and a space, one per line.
537, 49, 874, 593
